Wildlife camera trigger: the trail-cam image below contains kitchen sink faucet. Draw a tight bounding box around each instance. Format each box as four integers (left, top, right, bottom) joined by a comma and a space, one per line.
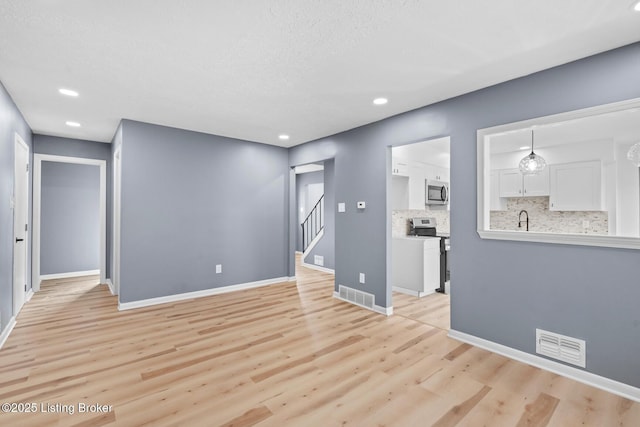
518, 209, 529, 231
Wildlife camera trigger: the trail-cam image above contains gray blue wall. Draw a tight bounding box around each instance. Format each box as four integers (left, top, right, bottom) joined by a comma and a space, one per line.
40, 162, 100, 275
0, 82, 32, 331
118, 120, 290, 303
290, 42, 640, 387
34, 135, 112, 279
306, 159, 335, 270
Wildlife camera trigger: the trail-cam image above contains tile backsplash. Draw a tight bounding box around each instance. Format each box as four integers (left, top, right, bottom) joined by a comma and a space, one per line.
392, 208, 450, 237
490, 196, 608, 234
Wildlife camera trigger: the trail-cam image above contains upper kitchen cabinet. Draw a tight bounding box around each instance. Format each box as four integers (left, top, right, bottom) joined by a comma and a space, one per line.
549, 160, 602, 211
424, 163, 449, 182
392, 157, 409, 177
408, 162, 426, 209
498, 168, 549, 197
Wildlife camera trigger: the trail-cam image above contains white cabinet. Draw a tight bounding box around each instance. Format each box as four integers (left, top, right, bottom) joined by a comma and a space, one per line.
392, 157, 409, 176
392, 237, 440, 297
425, 164, 449, 182
549, 161, 602, 211
498, 168, 549, 197
408, 162, 426, 209
490, 170, 506, 211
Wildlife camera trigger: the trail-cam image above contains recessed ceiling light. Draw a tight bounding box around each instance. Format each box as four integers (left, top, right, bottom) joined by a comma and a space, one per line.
519, 146, 530, 150
373, 97, 388, 105
634, 1, 640, 11
65, 121, 81, 127
59, 88, 79, 97
279, 134, 290, 140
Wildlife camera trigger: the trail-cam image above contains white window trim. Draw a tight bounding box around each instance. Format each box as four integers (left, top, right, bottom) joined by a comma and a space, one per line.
477, 97, 640, 250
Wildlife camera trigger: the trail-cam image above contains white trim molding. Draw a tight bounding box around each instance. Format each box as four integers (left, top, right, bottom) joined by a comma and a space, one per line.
118, 277, 291, 311
40, 269, 101, 281
106, 279, 116, 295
300, 262, 335, 274
476, 96, 640, 251
287, 276, 297, 282
449, 329, 640, 403
392, 285, 435, 298
332, 291, 393, 316
32, 154, 108, 291
0, 317, 17, 350
25, 289, 34, 302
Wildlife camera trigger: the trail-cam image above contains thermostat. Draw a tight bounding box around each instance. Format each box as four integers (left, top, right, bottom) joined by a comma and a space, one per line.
357, 201, 366, 209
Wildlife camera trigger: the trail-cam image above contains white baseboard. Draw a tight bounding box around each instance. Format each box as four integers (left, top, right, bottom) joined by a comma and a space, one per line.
0, 317, 17, 350
287, 276, 297, 282
26, 289, 34, 302
118, 276, 290, 311
106, 279, 116, 295
332, 291, 393, 316
301, 261, 335, 274
392, 286, 435, 298
40, 269, 100, 281
448, 329, 640, 403
295, 251, 303, 255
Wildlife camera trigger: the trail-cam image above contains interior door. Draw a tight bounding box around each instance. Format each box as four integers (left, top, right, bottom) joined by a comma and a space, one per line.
13, 134, 29, 314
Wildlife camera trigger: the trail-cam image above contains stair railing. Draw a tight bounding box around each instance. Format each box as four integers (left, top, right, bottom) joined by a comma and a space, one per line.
301, 195, 324, 252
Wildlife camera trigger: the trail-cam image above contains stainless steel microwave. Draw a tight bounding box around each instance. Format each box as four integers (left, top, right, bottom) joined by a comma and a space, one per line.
425, 179, 449, 205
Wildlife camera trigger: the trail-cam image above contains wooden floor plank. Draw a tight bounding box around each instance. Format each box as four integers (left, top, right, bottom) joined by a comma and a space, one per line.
0, 255, 637, 426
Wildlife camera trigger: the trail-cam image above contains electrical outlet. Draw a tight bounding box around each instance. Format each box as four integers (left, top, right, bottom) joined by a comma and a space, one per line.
359, 273, 365, 284
216, 264, 222, 274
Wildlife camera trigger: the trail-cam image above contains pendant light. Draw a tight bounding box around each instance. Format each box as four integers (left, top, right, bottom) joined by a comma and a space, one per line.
519, 129, 547, 175
627, 141, 640, 167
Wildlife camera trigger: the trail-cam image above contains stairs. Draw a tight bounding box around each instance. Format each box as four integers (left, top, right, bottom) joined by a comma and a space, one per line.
301, 194, 324, 254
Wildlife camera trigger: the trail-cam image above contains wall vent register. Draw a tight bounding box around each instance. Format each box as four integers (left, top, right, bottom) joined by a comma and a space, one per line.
536, 328, 586, 368
338, 285, 374, 310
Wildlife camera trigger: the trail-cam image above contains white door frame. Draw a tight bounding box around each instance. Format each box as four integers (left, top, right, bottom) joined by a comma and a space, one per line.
13, 133, 29, 314
112, 147, 121, 296
32, 154, 107, 291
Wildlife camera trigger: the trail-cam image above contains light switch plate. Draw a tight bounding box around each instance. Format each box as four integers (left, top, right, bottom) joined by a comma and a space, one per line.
359, 273, 365, 284
338, 202, 346, 213
216, 264, 222, 274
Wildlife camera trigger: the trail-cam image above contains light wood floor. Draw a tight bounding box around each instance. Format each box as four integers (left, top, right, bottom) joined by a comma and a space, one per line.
1, 264, 639, 426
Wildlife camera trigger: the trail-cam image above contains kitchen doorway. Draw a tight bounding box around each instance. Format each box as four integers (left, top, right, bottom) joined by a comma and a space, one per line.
389, 136, 451, 328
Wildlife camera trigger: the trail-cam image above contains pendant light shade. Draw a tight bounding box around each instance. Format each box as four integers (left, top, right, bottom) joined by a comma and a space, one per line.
519, 129, 546, 175
627, 142, 640, 167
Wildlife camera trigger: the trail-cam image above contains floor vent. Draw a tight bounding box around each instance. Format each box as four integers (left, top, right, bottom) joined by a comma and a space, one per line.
338, 285, 375, 309
536, 328, 586, 368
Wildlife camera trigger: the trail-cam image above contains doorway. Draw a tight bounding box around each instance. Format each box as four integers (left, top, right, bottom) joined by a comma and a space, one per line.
389, 136, 451, 329
12, 133, 29, 315
32, 154, 107, 291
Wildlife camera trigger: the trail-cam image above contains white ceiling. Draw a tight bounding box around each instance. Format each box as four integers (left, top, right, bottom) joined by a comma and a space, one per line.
1, 1, 639, 147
